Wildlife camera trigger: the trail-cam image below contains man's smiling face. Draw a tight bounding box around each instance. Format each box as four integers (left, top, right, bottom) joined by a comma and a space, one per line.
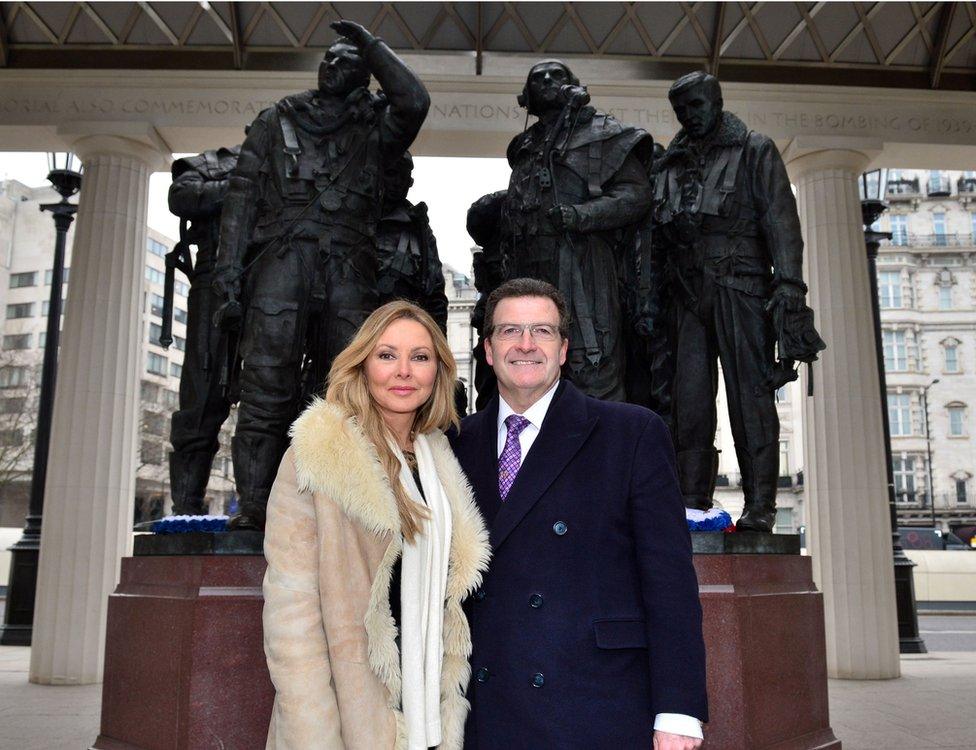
485, 296, 568, 410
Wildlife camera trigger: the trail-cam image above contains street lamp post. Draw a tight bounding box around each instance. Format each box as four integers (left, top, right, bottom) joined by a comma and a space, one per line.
859, 168, 926, 654
920, 380, 940, 530
0, 153, 81, 646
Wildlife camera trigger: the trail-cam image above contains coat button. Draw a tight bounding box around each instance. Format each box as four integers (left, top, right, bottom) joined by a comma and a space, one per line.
531, 672, 545, 688
552, 521, 568, 535
476, 667, 489, 683
529, 593, 543, 608
473, 588, 486, 601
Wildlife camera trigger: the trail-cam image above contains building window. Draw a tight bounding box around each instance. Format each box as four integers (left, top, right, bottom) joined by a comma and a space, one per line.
948, 405, 966, 437
890, 215, 908, 246
778, 440, 790, 476
888, 393, 913, 436
142, 410, 167, 436
149, 322, 164, 346
147, 352, 167, 376
774, 385, 789, 403
945, 345, 959, 372
38, 332, 45, 349
170, 362, 183, 378
883, 330, 908, 371
971, 212, 976, 242
44, 268, 69, 285
957, 479, 970, 505
932, 212, 947, 245
174, 308, 188, 325
0, 397, 25, 415
141, 381, 160, 403
892, 455, 917, 503
0, 429, 24, 447
2, 334, 31, 350
147, 238, 168, 258
145, 266, 166, 286
150, 294, 165, 318
161, 389, 179, 409
41, 299, 66, 317
172, 335, 186, 352
140, 440, 164, 465
6, 302, 34, 319
9, 271, 37, 288
175, 280, 189, 297
878, 271, 902, 308
0, 366, 29, 388
939, 285, 952, 310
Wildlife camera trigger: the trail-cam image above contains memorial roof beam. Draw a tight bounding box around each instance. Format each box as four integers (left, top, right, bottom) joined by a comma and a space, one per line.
930, 2, 958, 89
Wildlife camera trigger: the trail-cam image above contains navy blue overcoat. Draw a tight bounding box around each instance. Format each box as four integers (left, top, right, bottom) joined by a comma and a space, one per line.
451, 381, 708, 749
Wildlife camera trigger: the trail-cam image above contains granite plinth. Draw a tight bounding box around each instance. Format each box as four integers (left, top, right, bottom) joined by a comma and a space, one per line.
92, 555, 273, 750
133, 531, 264, 556
694, 553, 840, 749
692, 532, 801, 555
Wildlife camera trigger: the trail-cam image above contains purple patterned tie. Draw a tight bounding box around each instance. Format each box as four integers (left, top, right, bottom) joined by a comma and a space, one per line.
498, 414, 530, 501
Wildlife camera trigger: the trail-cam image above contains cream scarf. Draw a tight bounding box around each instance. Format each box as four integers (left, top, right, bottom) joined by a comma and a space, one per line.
395, 432, 453, 750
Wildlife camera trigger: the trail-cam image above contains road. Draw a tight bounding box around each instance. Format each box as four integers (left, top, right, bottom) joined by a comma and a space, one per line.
918, 614, 976, 652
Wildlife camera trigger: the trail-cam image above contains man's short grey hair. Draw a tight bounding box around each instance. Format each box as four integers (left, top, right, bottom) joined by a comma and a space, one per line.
484, 278, 570, 339
668, 71, 722, 103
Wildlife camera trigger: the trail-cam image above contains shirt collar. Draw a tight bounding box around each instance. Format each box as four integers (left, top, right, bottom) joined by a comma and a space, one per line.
497, 379, 560, 433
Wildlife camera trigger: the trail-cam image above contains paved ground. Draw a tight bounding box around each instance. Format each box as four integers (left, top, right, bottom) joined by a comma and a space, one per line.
0, 617, 973, 749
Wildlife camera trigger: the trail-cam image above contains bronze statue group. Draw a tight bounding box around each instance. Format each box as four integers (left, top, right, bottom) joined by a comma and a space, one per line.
148, 20, 838, 750
163, 21, 823, 540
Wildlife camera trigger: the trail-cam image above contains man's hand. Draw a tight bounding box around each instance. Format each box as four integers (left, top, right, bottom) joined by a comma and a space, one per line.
329, 19, 375, 49
547, 204, 581, 232
653, 730, 703, 750
213, 265, 243, 302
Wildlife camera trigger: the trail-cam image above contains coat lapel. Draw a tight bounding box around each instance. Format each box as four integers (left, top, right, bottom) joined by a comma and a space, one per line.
490, 382, 598, 551
471, 395, 504, 525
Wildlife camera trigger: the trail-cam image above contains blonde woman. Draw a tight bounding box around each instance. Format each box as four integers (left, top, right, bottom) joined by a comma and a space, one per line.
262, 300, 490, 750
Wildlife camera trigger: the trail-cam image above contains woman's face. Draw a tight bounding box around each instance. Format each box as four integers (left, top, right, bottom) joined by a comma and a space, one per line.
365, 318, 438, 427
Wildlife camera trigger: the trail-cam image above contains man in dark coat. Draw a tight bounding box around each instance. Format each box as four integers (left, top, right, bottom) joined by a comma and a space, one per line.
654, 71, 822, 532
451, 278, 707, 750
501, 60, 654, 401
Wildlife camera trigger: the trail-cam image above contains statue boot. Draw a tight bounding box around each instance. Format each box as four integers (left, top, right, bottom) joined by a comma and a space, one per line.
676, 448, 719, 511
227, 433, 286, 532
736, 442, 779, 532
169, 449, 215, 516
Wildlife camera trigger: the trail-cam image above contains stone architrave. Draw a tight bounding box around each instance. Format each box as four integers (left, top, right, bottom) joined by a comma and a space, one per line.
29, 130, 169, 685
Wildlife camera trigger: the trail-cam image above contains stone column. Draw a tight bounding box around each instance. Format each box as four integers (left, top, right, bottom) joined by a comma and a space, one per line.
784, 139, 900, 680
29, 133, 168, 684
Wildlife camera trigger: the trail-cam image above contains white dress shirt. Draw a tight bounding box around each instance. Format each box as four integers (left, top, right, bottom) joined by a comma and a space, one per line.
495, 381, 703, 741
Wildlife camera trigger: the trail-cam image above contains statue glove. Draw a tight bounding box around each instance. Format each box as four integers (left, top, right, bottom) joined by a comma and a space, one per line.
547, 204, 580, 232
329, 20, 375, 49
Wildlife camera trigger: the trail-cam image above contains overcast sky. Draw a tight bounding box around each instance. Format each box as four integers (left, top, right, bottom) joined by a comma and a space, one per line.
1, 152, 511, 277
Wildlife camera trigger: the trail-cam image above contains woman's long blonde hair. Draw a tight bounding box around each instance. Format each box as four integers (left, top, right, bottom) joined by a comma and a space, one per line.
325, 300, 459, 541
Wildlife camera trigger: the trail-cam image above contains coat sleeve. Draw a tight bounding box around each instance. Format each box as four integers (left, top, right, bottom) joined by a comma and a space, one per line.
573, 150, 653, 234
628, 414, 709, 722
750, 134, 805, 289
263, 449, 344, 749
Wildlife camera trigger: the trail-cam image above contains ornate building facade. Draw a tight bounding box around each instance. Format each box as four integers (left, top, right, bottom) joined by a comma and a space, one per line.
877, 169, 976, 539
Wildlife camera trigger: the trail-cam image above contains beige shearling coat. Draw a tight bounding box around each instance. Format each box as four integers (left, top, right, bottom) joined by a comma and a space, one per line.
262, 399, 490, 750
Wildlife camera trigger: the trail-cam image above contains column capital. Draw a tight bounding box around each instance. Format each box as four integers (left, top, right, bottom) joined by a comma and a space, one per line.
782, 136, 883, 182
56, 121, 172, 173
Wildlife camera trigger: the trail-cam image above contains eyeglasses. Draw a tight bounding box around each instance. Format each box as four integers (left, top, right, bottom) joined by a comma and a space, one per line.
491, 323, 560, 342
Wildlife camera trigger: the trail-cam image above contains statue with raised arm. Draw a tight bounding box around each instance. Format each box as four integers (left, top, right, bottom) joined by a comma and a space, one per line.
501, 60, 654, 401
213, 19, 430, 531
654, 71, 824, 532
